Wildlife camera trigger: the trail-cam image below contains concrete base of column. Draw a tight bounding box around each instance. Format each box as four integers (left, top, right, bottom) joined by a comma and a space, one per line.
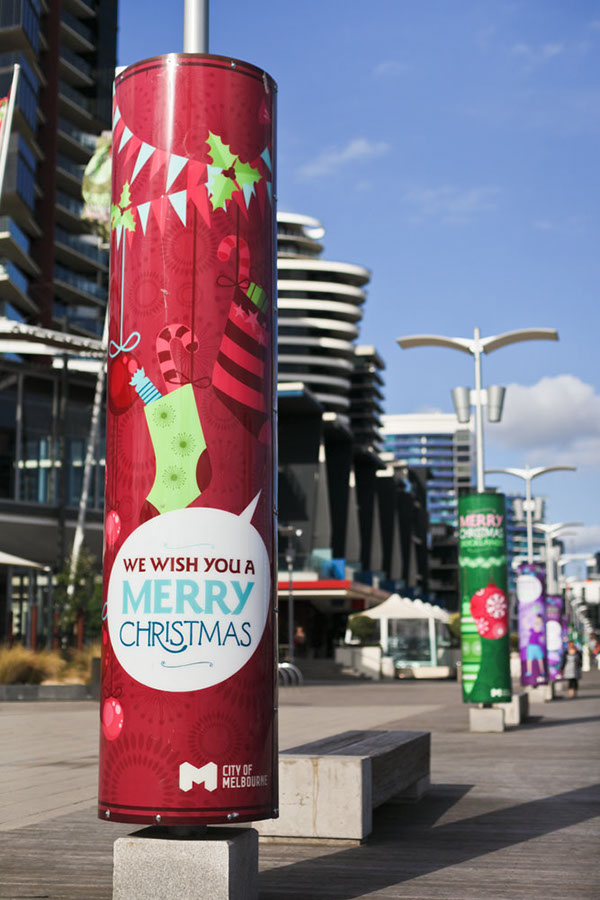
469, 707, 505, 733
113, 826, 258, 900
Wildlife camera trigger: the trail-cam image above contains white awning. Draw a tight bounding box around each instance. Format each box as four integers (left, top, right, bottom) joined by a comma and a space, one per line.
0, 551, 51, 570
362, 593, 449, 623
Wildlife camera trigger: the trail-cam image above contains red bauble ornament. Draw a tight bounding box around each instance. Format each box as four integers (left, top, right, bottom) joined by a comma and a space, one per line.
108, 352, 140, 414
105, 509, 121, 547
470, 583, 508, 640
102, 696, 124, 741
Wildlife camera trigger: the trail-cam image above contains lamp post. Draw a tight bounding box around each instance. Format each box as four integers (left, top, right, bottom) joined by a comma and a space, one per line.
485, 465, 576, 564
397, 327, 559, 493
533, 522, 583, 594
279, 526, 303, 663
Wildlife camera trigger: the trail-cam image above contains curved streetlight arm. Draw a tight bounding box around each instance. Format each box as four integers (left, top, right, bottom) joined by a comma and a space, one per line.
397, 326, 560, 495
533, 522, 583, 536
481, 328, 558, 354
485, 465, 577, 564
396, 334, 474, 355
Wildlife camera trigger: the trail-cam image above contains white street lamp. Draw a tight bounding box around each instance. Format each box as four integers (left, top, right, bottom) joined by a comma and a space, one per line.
485, 465, 576, 564
397, 327, 559, 493
533, 522, 583, 594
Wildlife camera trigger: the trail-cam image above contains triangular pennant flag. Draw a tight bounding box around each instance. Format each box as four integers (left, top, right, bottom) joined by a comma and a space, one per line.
266, 181, 273, 205
168, 190, 187, 226
242, 183, 256, 209
115, 224, 123, 248
124, 133, 142, 165
189, 182, 212, 227
137, 201, 151, 235
112, 116, 125, 149
166, 154, 188, 192
131, 142, 156, 184
113, 106, 121, 127
126, 225, 135, 249
260, 147, 272, 171
119, 126, 133, 153
150, 148, 168, 180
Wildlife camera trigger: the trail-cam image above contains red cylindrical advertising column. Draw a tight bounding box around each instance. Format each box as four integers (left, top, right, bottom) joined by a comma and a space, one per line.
98, 55, 277, 826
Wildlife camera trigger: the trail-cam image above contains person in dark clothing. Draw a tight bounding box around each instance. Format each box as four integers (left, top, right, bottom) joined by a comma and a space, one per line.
561, 640, 583, 698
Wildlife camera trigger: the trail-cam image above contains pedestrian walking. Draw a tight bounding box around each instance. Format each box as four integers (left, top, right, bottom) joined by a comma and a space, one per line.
561, 639, 583, 698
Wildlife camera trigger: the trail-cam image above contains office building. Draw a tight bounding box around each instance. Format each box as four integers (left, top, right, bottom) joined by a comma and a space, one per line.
0, 0, 118, 641
381, 412, 475, 608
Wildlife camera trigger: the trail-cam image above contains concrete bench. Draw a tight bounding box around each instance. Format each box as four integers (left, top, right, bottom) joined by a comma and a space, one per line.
493, 691, 529, 726
255, 729, 430, 842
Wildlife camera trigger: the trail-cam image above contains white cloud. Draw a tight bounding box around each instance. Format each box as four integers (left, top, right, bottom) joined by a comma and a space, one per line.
373, 60, 409, 78
512, 42, 565, 66
298, 138, 391, 180
489, 374, 600, 467
564, 526, 600, 553
403, 185, 501, 224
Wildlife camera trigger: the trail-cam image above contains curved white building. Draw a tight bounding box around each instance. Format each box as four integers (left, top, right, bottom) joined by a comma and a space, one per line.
277, 212, 371, 415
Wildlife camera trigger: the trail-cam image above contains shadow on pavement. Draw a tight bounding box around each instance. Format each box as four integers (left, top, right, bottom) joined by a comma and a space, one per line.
258, 782, 600, 899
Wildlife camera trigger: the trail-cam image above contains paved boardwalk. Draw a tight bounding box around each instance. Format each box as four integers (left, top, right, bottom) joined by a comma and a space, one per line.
0, 672, 598, 899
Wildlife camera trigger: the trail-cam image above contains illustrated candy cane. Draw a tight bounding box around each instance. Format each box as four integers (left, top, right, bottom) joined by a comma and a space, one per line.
217, 235, 251, 287
156, 324, 199, 393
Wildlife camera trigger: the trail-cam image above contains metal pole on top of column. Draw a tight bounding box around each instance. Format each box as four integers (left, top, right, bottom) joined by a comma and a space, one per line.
184, 0, 209, 53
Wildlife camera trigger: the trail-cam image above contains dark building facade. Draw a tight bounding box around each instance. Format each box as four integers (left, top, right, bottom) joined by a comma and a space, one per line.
0, 0, 117, 642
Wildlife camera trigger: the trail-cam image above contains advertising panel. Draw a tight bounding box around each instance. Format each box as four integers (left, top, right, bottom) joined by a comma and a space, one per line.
459, 492, 512, 704
98, 55, 277, 826
517, 563, 547, 686
546, 595, 564, 682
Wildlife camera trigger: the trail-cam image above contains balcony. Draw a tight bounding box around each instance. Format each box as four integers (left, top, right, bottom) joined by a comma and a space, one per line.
0, 216, 38, 275
55, 189, 86, 230
59, 9, 94, 53
0, 0, 41, 58
57, 117, 96, 162
54, 226, 107, 272
59, 43, 93, 88
58, 79, 94, 127
0, 259, 37, 315
63, 0, 96, 19
54, 263, 106, 306
56, 153, 84, 192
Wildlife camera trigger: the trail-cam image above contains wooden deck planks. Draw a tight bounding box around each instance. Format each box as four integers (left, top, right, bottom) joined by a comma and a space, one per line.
0, 673, 598, 898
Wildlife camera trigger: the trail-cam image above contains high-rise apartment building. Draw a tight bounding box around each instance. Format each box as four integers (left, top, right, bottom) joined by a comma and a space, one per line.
381, 412, 475, 608
0, 0, 118, 641
0, 0, 117, 334
277, 212, 372, 423
381, 412, 474, 526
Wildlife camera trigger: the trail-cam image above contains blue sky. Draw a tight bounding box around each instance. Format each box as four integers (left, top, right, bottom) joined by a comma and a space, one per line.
118, 1, 600, 561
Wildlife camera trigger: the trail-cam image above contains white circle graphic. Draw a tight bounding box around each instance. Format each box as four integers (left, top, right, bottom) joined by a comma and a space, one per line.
516, 573, 543, 605
107, 505, 270, 691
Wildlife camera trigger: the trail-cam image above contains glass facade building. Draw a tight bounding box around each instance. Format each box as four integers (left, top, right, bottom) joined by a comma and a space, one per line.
0, 0, 117, 642
381, 413, 474, 527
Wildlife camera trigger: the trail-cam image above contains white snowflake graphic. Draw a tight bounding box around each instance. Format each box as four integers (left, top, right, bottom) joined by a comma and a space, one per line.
476, 617, 490, 634
485, 592, 507, 619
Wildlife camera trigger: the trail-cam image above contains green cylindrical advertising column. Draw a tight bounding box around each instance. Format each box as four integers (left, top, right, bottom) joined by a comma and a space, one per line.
459, 492, 512, 704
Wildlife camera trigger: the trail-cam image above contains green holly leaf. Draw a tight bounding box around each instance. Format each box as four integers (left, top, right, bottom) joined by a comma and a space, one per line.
110, 181, 136, 230
206, 132, 236, 169
110, 203, 120, 228
118, 181, 132, 209
207, 172, 237, 211
121, 207, 136, 232
234, 160, 261, 189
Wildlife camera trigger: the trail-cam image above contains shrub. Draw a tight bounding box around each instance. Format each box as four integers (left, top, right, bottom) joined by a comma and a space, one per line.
62, 642, 102, 684
347, 614, 378, 644
0, 646, 66, 685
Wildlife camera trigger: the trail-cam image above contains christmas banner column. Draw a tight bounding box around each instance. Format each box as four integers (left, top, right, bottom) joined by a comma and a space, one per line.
99, 55, 277, 826
459, 492, 512, 704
